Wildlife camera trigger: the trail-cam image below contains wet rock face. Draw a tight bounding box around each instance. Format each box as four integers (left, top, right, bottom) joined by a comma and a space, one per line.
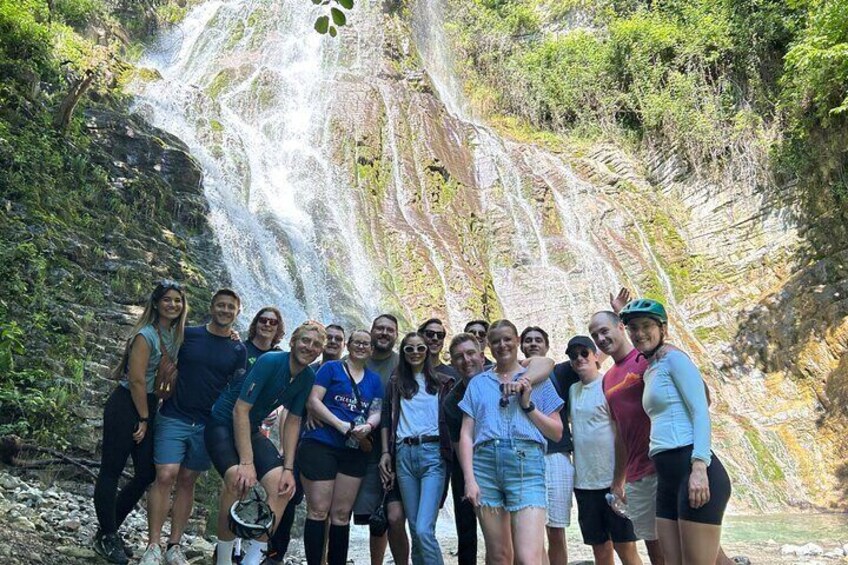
21, 108, 230, 454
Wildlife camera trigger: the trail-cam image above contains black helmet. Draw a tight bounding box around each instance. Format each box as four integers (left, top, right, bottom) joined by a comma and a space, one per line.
229, 487, 275, 541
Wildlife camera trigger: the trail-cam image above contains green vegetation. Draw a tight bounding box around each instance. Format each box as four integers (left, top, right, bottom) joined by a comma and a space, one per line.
0, 0, 204, 443
445, 0, 848, 248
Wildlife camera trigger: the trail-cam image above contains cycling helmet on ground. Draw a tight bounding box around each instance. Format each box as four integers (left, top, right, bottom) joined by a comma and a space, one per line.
229, 486, 275, 541
619, 298, 668, 325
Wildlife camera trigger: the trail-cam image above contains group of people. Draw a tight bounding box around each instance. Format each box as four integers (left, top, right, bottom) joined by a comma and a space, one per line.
93, 280, 734, 565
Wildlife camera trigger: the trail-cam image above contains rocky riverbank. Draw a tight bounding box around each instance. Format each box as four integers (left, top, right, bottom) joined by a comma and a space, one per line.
2, 469, 847, 564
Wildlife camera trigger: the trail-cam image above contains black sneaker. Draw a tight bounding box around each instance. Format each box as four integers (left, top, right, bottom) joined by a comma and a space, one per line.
93, 531, 130, 564
259, 547, 283, 564
95, 528, 133, 558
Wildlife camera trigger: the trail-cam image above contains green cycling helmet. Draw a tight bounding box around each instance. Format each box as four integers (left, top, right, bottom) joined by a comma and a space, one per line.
620, 298, 668, 325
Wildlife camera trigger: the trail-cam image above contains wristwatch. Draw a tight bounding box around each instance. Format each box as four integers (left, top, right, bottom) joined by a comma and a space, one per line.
521, 401, 535, 414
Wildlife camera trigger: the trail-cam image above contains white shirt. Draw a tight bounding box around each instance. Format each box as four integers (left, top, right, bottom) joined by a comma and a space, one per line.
569, 374, 614, 489
396, 374, 440, 441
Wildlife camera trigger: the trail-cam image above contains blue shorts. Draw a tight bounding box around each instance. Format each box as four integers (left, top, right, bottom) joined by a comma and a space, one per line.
472, 439, 546, 512
153, 414, 211, 471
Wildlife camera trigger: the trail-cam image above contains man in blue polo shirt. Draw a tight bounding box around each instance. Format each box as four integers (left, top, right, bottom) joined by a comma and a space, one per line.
139, 289, 247, 565
205, 321, 326, 565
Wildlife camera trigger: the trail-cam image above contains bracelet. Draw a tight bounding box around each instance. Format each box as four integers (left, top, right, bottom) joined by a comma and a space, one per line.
283, 466, 294, 472
239, 462, 254, 466
381, 451, 390, 456
138, 417, 150, 423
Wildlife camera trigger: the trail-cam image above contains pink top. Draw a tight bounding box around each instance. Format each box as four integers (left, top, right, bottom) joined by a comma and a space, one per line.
603, 348, 655, 482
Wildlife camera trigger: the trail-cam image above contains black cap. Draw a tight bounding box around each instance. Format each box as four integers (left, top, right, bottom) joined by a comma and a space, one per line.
565, 335, 597, 355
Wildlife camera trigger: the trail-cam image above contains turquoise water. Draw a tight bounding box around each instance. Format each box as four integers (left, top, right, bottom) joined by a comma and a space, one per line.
722, 513, 848, 544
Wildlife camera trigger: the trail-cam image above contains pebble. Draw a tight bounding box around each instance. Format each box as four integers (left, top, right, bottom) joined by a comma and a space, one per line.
60, 518, 81, 531
781, 542, 823, 556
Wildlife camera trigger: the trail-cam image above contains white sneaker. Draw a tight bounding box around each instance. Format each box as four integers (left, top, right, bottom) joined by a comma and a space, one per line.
164, 544, 190, 565
138, 545, 163, 565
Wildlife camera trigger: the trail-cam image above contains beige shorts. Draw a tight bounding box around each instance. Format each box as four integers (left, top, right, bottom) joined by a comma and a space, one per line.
625, 473, 658, 541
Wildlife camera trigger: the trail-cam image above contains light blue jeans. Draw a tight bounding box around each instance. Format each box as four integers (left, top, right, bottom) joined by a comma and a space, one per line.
396, 442, 447, 565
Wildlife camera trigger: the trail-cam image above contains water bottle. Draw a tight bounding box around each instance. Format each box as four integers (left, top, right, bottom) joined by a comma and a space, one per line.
605, 492, 629, 518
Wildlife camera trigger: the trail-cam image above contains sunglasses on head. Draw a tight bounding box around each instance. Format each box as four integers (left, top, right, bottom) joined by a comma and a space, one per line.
424, 330, 446, 340
257, 317, 279, 326
156, 279, 183, 292
567, 349, 591, 361
403, 344, 428, 354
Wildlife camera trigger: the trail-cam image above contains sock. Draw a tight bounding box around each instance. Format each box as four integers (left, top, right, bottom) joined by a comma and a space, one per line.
216, 539, 235, 565
242, 540, 266, 565
303, 519, 327, 565
327, 524, 350, 565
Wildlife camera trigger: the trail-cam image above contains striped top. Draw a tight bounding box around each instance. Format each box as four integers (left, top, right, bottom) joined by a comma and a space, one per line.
458, 366, 564, 447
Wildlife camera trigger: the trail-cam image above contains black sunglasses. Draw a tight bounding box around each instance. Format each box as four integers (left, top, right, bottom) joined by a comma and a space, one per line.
567, 349, 591, 361
157, 279, 183, 291
423, 330, 446, 340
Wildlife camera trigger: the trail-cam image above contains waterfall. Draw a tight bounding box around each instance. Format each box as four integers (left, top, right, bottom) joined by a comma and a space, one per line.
132, 0, 382, 327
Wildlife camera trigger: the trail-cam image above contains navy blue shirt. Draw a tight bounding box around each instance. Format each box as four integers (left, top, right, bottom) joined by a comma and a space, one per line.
160, 325, 247, 425
549, 361, 580, 454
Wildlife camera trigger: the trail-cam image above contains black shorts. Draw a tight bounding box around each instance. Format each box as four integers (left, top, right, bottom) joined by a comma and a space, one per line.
297, 439, 369, 481
204, 421, 283, 481
652, 445, 731, 525
574, 488, 638, 545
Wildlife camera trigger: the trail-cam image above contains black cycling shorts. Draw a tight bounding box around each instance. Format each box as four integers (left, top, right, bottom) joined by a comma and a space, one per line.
297, 439, 368, 481
652, 445, 731, 525
573, 488, 638, 545
204, 421, 283, 481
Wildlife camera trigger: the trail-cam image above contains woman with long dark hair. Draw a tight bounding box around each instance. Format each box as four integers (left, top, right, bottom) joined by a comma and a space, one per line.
93, 280, 188, 564
380, 332, 452, 565
620, 299, 731, 565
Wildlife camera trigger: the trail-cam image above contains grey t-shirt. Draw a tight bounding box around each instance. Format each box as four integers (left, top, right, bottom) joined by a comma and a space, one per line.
120, 324, 178, 394
366, 351, 399, 460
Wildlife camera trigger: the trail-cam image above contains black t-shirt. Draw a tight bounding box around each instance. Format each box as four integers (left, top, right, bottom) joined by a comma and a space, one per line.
548, 361, 580, 454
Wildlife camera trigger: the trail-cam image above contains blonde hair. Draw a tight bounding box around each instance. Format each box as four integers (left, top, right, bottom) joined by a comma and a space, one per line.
112, 281, 188, 379
487, 319, 518, 342
291, 320, 327, 347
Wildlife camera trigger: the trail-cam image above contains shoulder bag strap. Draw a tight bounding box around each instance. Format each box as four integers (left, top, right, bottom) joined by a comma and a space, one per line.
341, 361, 367, 414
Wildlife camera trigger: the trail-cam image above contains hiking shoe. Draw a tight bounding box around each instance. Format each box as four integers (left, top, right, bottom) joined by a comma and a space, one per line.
259, 547, 284, 564
95, 528, 133, 558
138, 544, 163, 565
164, 544, 189, 565
93, 532, 129, 564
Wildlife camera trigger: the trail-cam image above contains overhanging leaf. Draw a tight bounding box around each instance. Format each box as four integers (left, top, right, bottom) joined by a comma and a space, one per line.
314, 15, 329, 34
331, 7, 346, 27
329, 26, 338, 37
337, 0, 354, 10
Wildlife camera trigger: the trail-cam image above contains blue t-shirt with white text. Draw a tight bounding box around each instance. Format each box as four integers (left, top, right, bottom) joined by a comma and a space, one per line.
301, 360, 383, 449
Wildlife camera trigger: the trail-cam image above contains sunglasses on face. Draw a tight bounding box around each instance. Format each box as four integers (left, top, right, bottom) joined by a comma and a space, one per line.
468, 329, 486, 337
567, 349, 591, 361
424, 330, 446, 340
326, 335, 344, 343
403, 344, 428, 354
258, 317, 279, 326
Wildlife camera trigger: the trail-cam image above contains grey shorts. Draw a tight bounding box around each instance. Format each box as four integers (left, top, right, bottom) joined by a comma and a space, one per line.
353, 461, 383, 520
625, 473, 658, 541
544, 452, 574, 528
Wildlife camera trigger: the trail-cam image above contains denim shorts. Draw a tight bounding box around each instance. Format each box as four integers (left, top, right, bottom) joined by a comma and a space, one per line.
153, 414, 211, 471
473, 439, 546, 512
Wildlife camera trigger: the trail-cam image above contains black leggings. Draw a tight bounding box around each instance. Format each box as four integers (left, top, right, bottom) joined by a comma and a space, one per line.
652, 445, 731, 525
94, 386, 158, 534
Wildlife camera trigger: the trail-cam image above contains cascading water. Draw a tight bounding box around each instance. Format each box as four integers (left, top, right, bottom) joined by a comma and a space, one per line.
130, 0, 820, 509
132, 0, 382, 326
